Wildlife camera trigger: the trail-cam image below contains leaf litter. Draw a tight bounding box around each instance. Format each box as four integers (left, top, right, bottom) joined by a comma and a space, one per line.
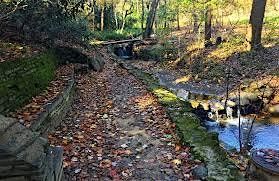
47, 50, 195, 180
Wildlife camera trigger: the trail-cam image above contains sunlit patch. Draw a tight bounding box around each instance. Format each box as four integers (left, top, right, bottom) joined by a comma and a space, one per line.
174, 75, 191, 84
134, 94, 156, 109
186, 41, 203, 52
189, 100, 199, 108
207, 43, 247, 61
153, 88, 178, 103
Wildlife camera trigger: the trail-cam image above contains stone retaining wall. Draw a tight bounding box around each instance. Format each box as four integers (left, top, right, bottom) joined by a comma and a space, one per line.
0, 52, 57, 115
0, 67, 75, 180
0, 77, 75, 180
30, 77, 75, 136
0, 115, 63, 180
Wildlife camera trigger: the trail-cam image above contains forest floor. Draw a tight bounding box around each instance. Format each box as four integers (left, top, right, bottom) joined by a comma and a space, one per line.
134, 27, 279, 105
48, 53, 196, 180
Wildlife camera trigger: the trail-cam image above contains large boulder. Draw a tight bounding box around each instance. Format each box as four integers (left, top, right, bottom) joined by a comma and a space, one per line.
54, 45, 105, 72
88, 53, 105, 72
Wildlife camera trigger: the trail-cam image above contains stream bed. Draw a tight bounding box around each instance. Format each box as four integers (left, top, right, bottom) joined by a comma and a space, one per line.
156, 71, 279, 152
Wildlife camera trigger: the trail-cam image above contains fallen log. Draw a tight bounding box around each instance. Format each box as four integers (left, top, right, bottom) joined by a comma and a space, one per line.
100, 38, 142, 45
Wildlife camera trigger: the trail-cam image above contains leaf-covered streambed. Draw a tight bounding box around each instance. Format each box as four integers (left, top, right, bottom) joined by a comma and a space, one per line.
48, 52, 197, 180
111, 50, 244, 180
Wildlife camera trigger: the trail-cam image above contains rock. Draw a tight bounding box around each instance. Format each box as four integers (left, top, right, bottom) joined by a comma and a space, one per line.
0, 114, 64, 180
0, 122, 39, 154
193, 165, 208, 180
221, 100, 236, 107
177, 89, 189, 101
200, 101, 210, 110
0, 115, 16, 134
190, 100, 199, 109
231, 92, 258, 106
269, 104, 279, 116
89, 54, 105, 72
54, 45, 105, 72
209, 100, 224, 111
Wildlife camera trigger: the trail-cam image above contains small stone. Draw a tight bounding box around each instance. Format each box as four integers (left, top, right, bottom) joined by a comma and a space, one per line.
88, 156, 93, 160
122, 171, 128, 177
103, 114, 108, 119
193, 165, 208, 180
121, 144, 128, 148
142, 144, 148, 149
71, 157, 78, 162
74, 168, 82, 174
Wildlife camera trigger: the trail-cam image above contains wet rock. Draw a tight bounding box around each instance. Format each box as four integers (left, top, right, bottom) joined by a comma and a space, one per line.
269, 104, 279, 116
200, 101, 210, 110
177, 89, 189, 100
209, 100, 224, 111
193, 165, 208, 180
221, 100, 236, 107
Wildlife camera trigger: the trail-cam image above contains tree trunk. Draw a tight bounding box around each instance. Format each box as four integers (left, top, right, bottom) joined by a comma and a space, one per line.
141, 0, 144, 37
143, 0, 160, 39
164, 0, 167, 28
247, 0, 267, 50
121, 0, 127, 31
92, 1, 96, 31
204, 6, 212, 47
192, 12, 199, 33
100, 3, 105, 31
177, 7, 180, 30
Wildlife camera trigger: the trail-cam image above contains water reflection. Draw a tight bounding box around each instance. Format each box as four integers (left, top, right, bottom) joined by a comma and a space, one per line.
204, 117, 279, 151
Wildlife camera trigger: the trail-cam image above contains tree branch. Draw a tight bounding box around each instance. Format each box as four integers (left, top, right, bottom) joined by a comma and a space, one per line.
0, 0, 27, 21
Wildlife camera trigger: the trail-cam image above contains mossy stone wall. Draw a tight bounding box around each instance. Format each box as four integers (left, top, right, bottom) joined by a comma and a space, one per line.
0, 51, 57, 114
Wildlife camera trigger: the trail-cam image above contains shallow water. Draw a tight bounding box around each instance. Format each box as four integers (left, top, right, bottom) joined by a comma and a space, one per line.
156, 70, 279, 152
204, 117, 279, 151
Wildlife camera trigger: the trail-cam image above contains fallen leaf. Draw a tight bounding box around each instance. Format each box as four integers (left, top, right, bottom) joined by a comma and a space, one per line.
172, 159, 182, 165
100, 159, 112, 168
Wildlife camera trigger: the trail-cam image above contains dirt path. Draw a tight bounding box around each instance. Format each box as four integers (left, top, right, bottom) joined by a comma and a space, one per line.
49, 55, 193, 180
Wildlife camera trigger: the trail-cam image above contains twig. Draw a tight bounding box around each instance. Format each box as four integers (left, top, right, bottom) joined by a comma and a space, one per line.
224, 68, 231, 110
0, 0, 27, 21
238, 84, 242, 152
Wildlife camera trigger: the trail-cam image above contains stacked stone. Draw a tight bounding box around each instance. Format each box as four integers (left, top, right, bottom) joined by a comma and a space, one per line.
0, 115, 63, 181
30, 78, 75, 136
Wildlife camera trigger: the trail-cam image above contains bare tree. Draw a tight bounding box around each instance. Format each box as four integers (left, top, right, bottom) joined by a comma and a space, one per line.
0, 0, 26, 21
120, 0, 134, 32
143, 0, 160, 39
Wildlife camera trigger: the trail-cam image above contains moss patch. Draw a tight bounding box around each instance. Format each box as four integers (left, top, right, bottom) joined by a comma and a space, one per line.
127, 66, 243, 180
0, 51, 58, 114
